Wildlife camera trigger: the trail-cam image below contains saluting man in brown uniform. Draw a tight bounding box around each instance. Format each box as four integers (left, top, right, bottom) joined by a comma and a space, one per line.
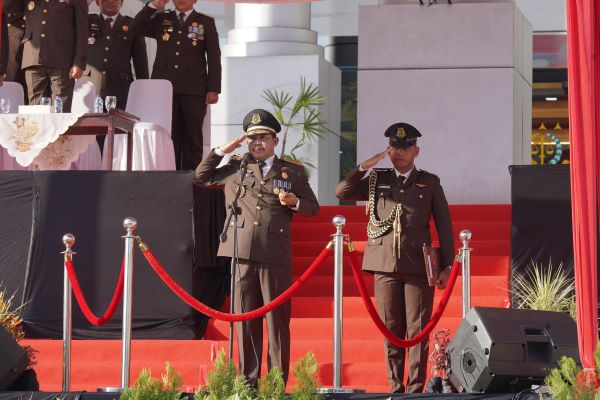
194, 109, 320, 387
3, 0, 27, 91
336, 123, 455, 393
131, 0, 221, 170
21, 0, 88, 111
83, 0, 149, 110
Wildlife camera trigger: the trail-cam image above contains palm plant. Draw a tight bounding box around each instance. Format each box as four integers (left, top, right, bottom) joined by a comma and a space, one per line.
262, 77, 333, 168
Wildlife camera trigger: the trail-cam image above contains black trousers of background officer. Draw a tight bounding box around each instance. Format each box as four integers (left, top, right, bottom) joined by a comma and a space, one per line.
172, 94, 207, 170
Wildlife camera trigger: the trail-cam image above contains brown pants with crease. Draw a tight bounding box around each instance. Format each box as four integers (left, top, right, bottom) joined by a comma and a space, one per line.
25, 66, 75, 112
234, 260, 291, 388
374, 271, 434, 393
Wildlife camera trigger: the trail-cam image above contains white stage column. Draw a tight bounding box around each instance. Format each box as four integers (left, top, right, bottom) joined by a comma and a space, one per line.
213, 3, 341, 205
358, 2, 532, 204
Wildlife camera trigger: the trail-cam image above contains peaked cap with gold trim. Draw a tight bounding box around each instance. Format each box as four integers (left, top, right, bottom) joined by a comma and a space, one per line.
384, 122, 422, 147
242, 109, 281, 137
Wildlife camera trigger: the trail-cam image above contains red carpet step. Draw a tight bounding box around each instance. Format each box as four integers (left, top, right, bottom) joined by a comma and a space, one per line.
22, 204, 511, 394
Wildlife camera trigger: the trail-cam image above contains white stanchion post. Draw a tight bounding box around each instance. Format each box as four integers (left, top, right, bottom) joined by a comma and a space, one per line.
459, 230, 472, 318
318, 216, 363, 394
61, 233, 76, 392
121, 217, 137, 389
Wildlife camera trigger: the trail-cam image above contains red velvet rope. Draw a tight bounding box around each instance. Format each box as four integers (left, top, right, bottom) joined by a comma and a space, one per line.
348, 250, 461, 348
139, 244, 332, 322
64, 258, 125, 327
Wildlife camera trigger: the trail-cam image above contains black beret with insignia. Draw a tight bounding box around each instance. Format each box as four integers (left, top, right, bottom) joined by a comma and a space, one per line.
243, 109, 281, 137
384, 122, 422, 148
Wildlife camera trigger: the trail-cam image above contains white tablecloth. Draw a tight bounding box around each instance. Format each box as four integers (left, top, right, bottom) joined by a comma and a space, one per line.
107, 122, 175, 171
0, 113, 96, 170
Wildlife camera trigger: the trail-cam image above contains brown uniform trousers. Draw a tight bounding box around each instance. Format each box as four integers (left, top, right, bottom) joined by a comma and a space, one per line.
194, 150, 319, 386
3, 0, 27, 98
82, 13, 149, 110
336, 166, 454, 393
131, 6, 221, 170
21, 0, 88, 111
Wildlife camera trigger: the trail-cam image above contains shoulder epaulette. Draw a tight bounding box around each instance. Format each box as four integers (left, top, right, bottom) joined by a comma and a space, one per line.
197, 11, 214, 19
416, 169, 440, 180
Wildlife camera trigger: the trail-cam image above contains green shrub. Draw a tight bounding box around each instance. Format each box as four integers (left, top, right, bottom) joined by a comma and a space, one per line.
120, 362, 182, 400
290, 352, 323, 400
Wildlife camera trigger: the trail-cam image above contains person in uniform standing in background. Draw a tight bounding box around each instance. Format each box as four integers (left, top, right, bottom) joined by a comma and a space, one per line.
335, 122, 455, 393
194, 109, 320, 388
21, 0, 88, 111
130, 0, 221, 170
84, 0, 149, 111
2, 0, 27, 94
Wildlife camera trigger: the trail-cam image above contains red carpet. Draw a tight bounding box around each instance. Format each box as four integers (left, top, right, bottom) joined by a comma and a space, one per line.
21, 204, 511, 393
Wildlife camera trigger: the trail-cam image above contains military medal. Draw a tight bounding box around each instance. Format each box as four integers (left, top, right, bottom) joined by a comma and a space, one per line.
273, 187, 280, 195
281, 171, 288, 180
167, 27, 173, 32
162, 32, 170, 41
88, 36, 96, 44
239, 185, 247, 198
27, 1, 35, 11
122, 25, 129, 32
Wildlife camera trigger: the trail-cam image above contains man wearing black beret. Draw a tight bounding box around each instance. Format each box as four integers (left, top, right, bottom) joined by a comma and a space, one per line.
335, 122, 455, 393
194, 108, 320, 388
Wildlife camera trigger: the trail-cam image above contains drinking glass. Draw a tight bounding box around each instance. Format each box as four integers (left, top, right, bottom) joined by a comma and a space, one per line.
105, 96, 117, 111
40, 97, 51, 106
0, 98, 11, 114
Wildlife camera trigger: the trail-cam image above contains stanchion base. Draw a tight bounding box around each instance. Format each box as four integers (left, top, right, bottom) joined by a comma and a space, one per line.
318, 387, 365, 394
97, 387, 124, 393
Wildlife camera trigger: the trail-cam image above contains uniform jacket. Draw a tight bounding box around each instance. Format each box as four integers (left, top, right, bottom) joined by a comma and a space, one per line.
130, 6, 221, 96
3, 0, 26, 78
336, 166, 454, 274
21, 0, 88, 70
194, 150, 319, 268
83, 13, 149, 107
1, 14, 7, 75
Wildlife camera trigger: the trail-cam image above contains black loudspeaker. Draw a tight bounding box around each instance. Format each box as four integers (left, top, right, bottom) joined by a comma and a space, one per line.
446, 307, 579, 393
0, 326, 29, 390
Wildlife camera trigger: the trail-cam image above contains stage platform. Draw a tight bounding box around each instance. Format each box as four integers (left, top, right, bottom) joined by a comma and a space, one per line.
0, 392, 536, 400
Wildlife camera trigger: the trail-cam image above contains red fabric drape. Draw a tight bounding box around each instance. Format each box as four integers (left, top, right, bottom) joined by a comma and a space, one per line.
566, 0, 600, 369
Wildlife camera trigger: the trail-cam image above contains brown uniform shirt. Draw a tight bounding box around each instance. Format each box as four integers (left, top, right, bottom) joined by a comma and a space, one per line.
82, 13, 149, 109
194, 150, 319, 268
130, 6, 221, 96
336, 166, 454, 274
21, 0, 88, 70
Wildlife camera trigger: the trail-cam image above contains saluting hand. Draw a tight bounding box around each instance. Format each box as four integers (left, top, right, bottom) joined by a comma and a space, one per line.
359, 148, 390, 170
219, 135, 247, 154
69, 66, 83, 80
278, 191, 298, 207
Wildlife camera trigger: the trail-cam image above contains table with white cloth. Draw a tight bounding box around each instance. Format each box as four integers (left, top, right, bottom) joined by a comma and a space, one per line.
0, 110, 138, 170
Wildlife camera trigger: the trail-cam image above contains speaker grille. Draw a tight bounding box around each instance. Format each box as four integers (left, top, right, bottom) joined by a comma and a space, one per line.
462, 352, 477, 373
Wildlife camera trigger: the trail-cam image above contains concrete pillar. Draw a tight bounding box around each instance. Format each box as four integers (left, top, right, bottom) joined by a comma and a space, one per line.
213, 4, 341, 205
222, 4, 322, 57
357, 2, 532, 204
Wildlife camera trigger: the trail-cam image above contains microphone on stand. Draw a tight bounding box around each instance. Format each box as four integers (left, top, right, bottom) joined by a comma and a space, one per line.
240, 152, 255, 170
